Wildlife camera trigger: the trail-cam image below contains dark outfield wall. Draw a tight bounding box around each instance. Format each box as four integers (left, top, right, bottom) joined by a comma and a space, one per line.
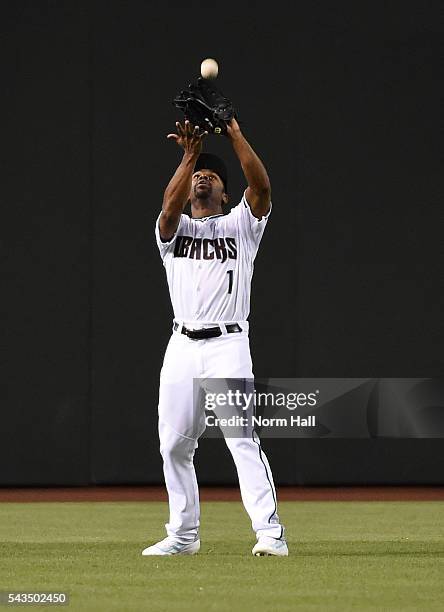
1, 1, 443, 485
1, 2, 90, 484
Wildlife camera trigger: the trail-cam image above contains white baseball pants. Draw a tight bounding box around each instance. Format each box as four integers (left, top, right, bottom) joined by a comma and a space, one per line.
157, 324, 284, 544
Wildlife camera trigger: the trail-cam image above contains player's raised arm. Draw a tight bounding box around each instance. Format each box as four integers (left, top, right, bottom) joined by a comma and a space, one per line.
226, 118, 271, 218
160, 120, 208, 241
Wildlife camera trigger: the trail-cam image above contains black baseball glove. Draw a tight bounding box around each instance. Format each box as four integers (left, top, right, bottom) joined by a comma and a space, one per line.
172, 77, 236, 135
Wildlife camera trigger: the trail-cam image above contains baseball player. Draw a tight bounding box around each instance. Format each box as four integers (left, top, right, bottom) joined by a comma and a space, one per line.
142, 118, 288, 557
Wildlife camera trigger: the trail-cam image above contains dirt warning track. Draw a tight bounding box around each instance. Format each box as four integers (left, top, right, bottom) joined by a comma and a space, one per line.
1, 486, 444, 502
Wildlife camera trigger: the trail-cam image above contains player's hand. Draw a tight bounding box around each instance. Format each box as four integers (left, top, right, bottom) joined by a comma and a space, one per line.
167, 120, 208, 155
225, 117, 242, 140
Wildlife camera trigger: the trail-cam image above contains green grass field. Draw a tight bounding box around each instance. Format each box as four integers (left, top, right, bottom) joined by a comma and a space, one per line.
0, 501, 443, 611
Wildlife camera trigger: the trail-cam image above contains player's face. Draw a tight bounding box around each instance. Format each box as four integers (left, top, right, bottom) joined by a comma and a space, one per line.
191, 170, 225, 203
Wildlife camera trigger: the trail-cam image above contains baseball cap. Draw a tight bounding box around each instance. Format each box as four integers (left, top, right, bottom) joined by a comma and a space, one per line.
194, 153, 228, 193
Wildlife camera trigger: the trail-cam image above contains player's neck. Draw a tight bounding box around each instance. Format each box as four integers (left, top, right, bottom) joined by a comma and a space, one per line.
191, 200, 223, 219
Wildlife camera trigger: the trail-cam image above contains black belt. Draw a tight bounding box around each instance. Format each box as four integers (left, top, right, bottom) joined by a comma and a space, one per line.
173, 322, 242, 340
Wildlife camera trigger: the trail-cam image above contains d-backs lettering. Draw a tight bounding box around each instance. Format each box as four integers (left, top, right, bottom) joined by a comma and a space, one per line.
174, 236, 237, 263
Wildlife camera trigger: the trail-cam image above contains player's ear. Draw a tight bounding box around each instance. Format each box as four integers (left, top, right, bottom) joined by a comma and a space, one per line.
222, 192, 229, 205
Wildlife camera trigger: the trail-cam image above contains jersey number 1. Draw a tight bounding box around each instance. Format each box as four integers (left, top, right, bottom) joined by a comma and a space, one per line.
227, 270, 233, 294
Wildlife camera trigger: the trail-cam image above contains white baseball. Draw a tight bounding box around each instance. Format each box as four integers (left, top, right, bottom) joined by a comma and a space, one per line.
200, 58, 218, 79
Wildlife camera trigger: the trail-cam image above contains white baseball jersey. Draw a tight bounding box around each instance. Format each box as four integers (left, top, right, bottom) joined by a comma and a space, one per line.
155, 190, 271, 323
